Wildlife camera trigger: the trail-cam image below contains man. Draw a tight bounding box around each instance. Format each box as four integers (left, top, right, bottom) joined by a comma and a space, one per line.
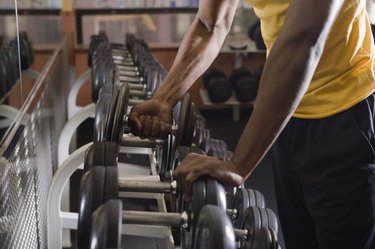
129, 0, 375, 248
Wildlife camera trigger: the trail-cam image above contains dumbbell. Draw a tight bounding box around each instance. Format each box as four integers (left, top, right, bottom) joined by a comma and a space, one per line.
82, 165, 280, 249
229, 67, 259, 102
91, 58, 155, 102
90, 200, 236, 249
202, 68, 232, 103
93, 84, 196, 175
18, 32, 34, 69
247, 19, 266, 50
93, 45, 158, 91
239, 206, 280, 249
94, 83, 195, 146
77, 165, 228, 249
228, 187, 266, 228
0, 47, 19, 92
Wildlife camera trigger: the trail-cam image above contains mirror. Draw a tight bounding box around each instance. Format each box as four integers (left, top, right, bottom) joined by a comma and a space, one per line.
0, 0, 62, 145
0, 0, 24, 144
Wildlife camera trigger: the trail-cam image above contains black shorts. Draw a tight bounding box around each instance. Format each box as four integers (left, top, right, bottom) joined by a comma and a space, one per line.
272, 93, 375, 249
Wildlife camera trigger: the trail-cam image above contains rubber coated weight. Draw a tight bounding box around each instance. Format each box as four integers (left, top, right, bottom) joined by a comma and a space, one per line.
182, 102, 197, 147
111, 83, 129, 142
174, 93, 191, 147
104, 166, 119, 201
159, 134, 174, 182
93, 94, 112, 142
205, 177, 227, 210
229, 68, 258, 102
92, 59, 115, 102
230, 188, 251, 228
77, 167, 106, 249
251, 227, 273, 249
90, 199, 122, 249
240, 206, 262, 249
83, 141, 118, 172
203, 68, 232, 103
265, 208, 279, 235
254, 189, 266, 208
193, 205, 235, 249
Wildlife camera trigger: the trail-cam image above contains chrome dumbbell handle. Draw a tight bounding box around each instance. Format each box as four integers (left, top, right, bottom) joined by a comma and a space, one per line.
122, 210, 189, 228
118, 179, 177, 194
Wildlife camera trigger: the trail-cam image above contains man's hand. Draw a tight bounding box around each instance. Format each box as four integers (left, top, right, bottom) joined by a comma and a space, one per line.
173, 152, 245, 201
128, 98, 173, 138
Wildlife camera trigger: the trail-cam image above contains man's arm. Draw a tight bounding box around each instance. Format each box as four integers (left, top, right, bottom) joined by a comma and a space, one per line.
173, 0, 346, 191
129, 0, 239, 137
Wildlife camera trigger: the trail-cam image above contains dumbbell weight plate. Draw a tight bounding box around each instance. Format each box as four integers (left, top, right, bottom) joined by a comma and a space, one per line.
90, 199, 122, 249
205, 178, 227, 211
193, 205, 235, 249
264, 208, 279, 235
93, 94, 112, 142
111, 83, 130, 143
254, 189, 266, 208
251, 227, 273, 249
174, 93, 191, 147
230, 188, 251, 228
182, 102, 197, 147
240, 206, 262, 249
83, 141, 118, 172
77, 166, 106, 249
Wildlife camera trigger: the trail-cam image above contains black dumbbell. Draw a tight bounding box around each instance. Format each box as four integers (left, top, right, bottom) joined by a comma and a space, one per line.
18, 32, 34, 69
202, 68, 232, 103
93, 85, 196, 175
77, 165, 227, 249
90, 200, 236, 249
229, 67, 259, 102
247, 20, 266, 50
228, 187, 266, 228
239, 206, 280, 249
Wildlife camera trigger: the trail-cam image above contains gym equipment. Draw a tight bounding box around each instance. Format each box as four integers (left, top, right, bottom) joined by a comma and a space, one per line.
229, 187, 266, 228
229, 67, 259, 102
77, 165, 227, 249
94, 83, 195, 148
202, 68, 232, 103
239, 206, 280, 249
247, 20, 266, 50
90, 200, 236, 249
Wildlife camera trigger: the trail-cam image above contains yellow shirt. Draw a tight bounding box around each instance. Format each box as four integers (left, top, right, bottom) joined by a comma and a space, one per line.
246, 0, 375, 118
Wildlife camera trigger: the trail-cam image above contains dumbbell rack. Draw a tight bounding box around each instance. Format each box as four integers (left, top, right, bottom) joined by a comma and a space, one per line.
199, 88, 254, 122
200, 40, 259, 122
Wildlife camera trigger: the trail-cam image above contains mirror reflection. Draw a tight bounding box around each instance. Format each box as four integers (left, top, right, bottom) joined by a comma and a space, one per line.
0, 1, 23, 143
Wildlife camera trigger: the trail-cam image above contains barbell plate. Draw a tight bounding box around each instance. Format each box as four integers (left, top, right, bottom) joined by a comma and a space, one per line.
90, 199, 123, 249
77, 166, 106, 249
193, 205, 235, 249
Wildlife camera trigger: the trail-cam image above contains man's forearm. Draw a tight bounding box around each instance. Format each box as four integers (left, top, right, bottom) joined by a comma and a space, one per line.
153, 1, 238, 107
